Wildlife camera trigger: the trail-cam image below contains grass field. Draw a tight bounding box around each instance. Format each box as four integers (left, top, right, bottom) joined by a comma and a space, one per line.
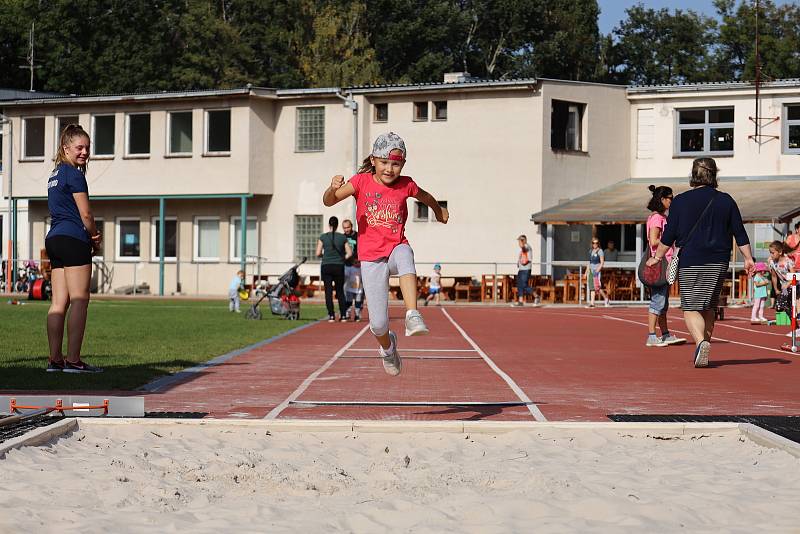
0, 298, 327, 391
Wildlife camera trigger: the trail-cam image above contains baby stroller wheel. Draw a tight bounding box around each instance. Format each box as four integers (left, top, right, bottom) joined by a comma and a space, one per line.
245, 306, 262, 320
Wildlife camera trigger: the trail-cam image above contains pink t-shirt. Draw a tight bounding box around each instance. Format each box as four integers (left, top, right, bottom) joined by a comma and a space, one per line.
349, 173, 420, 261
646, 212, 673, 262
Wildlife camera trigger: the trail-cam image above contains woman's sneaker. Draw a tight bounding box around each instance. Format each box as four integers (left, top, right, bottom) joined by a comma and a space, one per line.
646, 335, 668, 347
381, 331, 402, 376
327, 315, 336, 323
405, 310, 429, 336
661, 334, 687, 345
46, 359, 65, 372
63, 360, 104, 374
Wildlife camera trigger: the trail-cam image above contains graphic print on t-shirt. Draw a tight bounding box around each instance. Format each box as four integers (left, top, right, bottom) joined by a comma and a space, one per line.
364, 191, 403, 234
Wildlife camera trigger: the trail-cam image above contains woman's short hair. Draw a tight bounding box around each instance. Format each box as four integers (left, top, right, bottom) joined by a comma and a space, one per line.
647, 185, 673, 213
690, 157, 719, 188
328, 216, 339, 231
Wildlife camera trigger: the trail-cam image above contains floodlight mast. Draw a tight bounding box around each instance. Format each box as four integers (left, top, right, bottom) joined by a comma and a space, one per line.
748, 0, 779, 147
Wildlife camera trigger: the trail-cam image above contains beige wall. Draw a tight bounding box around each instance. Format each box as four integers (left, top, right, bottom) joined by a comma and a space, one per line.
4, 96, 268, 198
629, 87, 800, 179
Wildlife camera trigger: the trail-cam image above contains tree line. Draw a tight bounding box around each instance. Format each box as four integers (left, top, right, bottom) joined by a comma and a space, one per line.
0, 0, 798, 95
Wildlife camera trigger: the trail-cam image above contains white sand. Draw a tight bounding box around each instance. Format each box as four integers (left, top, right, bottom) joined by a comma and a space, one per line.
1, 423, 799, 533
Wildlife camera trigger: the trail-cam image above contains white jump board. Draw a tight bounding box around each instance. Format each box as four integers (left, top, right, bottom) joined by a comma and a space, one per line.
0, 395, 144, 417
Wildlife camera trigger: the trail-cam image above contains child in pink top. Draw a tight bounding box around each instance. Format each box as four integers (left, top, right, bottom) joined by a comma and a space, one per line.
322, 132, 449, 376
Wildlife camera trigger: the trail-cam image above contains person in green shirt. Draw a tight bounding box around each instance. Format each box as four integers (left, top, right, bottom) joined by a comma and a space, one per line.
316, 216, 353, 321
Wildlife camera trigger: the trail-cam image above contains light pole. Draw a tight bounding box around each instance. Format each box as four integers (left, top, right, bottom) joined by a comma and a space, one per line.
0, 113, 14, 292
335, 90, 359, 225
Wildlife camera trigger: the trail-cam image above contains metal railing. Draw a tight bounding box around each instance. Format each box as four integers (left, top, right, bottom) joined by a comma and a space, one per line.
1, 257, 754, 303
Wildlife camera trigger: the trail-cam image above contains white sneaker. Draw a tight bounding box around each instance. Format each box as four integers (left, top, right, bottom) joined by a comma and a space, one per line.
381, 331, 402, 376
405, 310, 429, 337
694, 340, 710, 368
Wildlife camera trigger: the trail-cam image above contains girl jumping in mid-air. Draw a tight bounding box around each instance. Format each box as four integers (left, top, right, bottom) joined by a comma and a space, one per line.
323, 132, 449, 376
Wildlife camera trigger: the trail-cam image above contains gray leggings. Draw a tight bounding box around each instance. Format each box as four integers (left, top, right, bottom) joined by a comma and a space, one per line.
361, 244, 416, 336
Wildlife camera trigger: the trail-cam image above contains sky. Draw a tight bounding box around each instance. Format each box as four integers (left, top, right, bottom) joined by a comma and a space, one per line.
597, 0, 795, 34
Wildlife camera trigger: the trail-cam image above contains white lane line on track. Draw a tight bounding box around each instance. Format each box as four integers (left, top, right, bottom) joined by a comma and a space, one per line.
602, 315, 790, 355
345, 348, 477, 352
441, 308, 547, 421
264, 324, 370, 420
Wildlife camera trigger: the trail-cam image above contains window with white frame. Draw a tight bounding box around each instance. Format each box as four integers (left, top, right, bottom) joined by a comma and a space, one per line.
296, 107, 325, 152
55, 116, 79, 149
374, 103, 388, 122
126, 113, 151, 156
413, 102, 428, 121
294, 215, 322, 261
168, 111, 193, 155
0, 130, 4, 172
414, 201, 429, 221
151, 217, 177, 261
116, 218, 141, 260
23, 117, 45, 159
785, 104, 800, 154
205, 109, 230, 154
597, 224, 637, 254
229, 216, 257, 262
433, 101, 447, 121
551, 100, 585, 151
92, 218, 105, 259
194, 217, 220, 261
676, 107, 734, 155
92, 115, 115, 156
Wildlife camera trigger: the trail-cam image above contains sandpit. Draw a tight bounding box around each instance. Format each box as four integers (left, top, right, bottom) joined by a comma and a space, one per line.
1, 420, 799, 533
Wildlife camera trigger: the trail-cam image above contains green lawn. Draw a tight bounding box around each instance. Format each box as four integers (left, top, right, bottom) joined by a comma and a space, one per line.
0, 299, 326, 391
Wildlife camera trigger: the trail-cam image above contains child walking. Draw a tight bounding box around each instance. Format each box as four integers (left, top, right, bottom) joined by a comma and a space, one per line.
768, 240, 798, 336
751, 262, 770, 324
228, 270, 245, 313
425, 263, 442, 306
323, 132, 449, 376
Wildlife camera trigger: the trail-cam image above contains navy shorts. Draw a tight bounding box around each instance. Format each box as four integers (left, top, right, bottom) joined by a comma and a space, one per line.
45, 235, 92, 268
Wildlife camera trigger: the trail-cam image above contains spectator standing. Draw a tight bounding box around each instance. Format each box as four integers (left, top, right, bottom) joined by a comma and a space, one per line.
648, 158, 754, 368
513, 235, 536, 306
342, 219, 363, 321
316, 216, 353, 322
603, 240, 619, 262
784, 222, 800, 266
228, 270, 244, 313
586, 238, 610, 307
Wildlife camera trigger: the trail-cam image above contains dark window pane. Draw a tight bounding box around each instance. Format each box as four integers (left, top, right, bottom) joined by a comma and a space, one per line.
438, 200, 447, 209
415, 202, 429, 220
414, 102, 428, 121
788, 125, 800, 149
57, 116, 79, 139
154, 220, 177, 258
678, 109, 705, 124
680, 129, 704, 152
93, 115, 115, 155
92, 219, 104, 257
434, 101, 447, 120
128, 114, 150, 154
0, 132, 3, 172
709, 127, 733, 152
24, 118, 45, 158
207, 110, 230, 152
788, 105, 800, 121
119, 220, 140, 257
170, 112, 192, 154
624, 224, 636, 251
374, 103, 388, 122
708, 108, 734, 123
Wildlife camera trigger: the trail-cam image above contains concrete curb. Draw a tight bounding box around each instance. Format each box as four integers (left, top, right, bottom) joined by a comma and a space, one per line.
0, 418, 77, 459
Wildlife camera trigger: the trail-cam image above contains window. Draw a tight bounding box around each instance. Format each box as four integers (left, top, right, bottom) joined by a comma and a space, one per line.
151, 217, 177, 261
551, 100, 585, 151
116, 218, 141, 260
92, 218, 105, 259
414, 102, 428, 121
0, 131, 3, 172
205, 109, 230, 154
414, 202, 429, 221
169, 111, 193, 155
23, 117, 45, 159
92, 115, 115, 156
784, 104, 800, 154
229, 216, 257, 262
194, 217, 220, 261
374, 103, 388, 122
126, 113, 151, 156
56, 116, 79, 146
597, 224, 637, 254
433, 101, 447, 121
294, 215, 322, 261
676, 107, 734, 155
296, 107, 325, 152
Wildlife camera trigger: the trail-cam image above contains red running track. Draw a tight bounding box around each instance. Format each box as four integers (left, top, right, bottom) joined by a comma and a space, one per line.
11, 306, 800, 421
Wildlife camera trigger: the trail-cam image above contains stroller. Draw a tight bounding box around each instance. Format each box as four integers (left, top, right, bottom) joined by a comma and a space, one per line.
245, 257, 306, 320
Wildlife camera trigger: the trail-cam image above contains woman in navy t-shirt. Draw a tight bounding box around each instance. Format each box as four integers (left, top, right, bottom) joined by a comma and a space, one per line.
44, 124, 103, 373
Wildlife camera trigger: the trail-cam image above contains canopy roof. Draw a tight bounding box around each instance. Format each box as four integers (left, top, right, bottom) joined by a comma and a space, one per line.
531, 177, 800, 225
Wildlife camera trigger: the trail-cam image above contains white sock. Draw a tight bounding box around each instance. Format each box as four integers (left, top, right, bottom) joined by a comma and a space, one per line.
380, 337, 395, 355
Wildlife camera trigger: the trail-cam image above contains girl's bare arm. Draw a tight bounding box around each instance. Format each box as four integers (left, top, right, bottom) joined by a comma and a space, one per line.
323, 175, 355, 206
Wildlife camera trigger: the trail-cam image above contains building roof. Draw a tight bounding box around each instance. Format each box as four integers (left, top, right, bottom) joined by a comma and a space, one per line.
627, 78, 800, 94
531, 176, 800, 225
0, 88, 62, 101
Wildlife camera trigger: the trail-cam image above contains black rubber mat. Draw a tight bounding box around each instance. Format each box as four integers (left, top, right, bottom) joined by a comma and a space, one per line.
608, 415, 800, 445
0, 414, 67, 446
145, 411, 208, 419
